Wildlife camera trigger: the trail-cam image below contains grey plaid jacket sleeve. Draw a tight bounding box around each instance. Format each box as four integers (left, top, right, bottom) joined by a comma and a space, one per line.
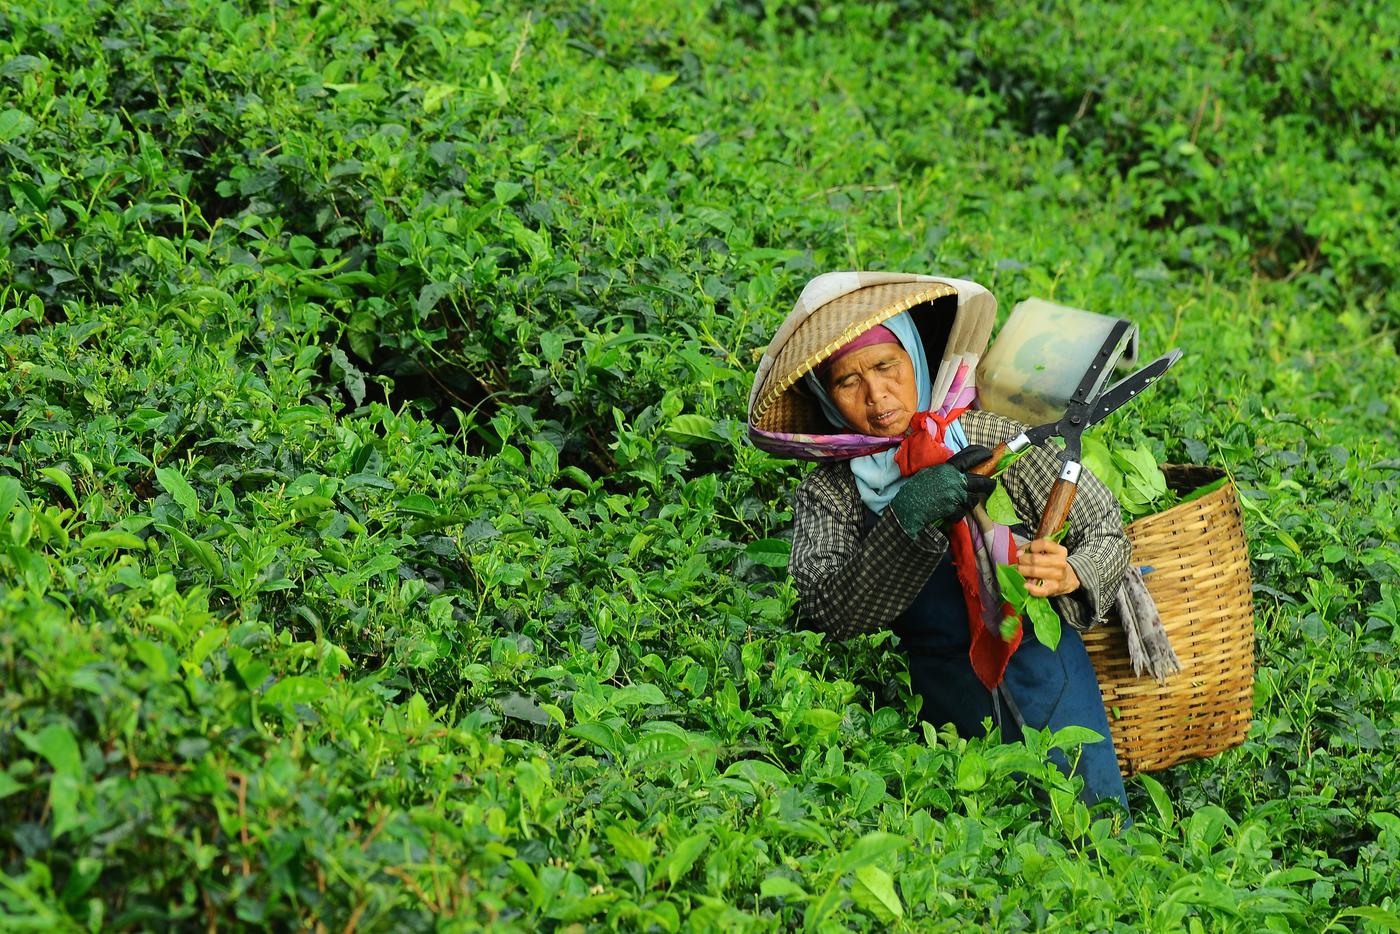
790, 463, 951, 640
789, 409, 1130, 639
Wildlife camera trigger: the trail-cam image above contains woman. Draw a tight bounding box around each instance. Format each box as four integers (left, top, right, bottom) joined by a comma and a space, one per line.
748, 272, 1131, 812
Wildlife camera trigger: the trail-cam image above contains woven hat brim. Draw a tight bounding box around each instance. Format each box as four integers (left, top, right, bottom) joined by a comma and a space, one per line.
751, 281, 958, 433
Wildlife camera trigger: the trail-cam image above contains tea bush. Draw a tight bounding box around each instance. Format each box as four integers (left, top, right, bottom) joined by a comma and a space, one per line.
2, 0, 1398, 930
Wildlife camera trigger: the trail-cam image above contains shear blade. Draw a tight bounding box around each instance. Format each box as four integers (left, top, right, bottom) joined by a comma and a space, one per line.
1086, 349, 1183, 428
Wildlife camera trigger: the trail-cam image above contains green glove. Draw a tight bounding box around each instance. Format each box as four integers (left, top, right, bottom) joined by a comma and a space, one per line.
889, 445, 998, 536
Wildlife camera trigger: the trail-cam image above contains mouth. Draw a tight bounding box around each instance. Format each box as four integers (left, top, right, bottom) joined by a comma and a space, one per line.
868, 409, 900, 430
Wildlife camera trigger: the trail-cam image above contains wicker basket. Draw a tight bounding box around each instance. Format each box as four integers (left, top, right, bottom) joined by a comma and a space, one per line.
1081, 464, 1255, 777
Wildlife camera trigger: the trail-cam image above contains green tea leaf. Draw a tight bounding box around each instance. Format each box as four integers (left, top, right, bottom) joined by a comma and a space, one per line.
397, 494, 439, 517
985, 485, 1019, 525
1049, 724, 1104, 750
663, 831, 710, 887
1112, 444, 1167, 507
666, 414, 725, 443
131, 640, 171, 680
992, 445, 1031, 476
0, 769, 22, 800
613, 683, 665, 707
38, 467, 78, 507
1025, 595, 1061, 651
759, 876, 809, 900
10, 544, 51, 595
328, 346, 366, 406
745, 539, 791, 568
1274, 529, 1303, 557
1371, 812, 1400, 839
568, 721, 622, 756
1175, 476, 1229, 506
724, 760, 790, 787
263, 676, 331, 708
494, 180, 524, 203
498, 692, 552, 725
955, 750, 986, 791
539, 330, 565, 363
629, 732, 694, 770
155, 466, 200, 515
851, 865, 903, 922
80, 530, 146, 551
50, 774, 82, 839
0, 477, 22, 524
290, 494, 334, 518
347, 326, 377, 363
995, 563, 1029, 608
189, 627, 228, 667
849, 770, 886, 816
802, 708, 842, 737
27, 724, 82, 778
831, 832, 906, 875
22, 724, 83, 839
1137, 772, 1175, 826
1186, 805, 1231, 851
60, 856, 103, 903
1337, 907, 1400, 933
1080, 435, 1123, 500
167, 527, 222, 575
0, 108, 33, 142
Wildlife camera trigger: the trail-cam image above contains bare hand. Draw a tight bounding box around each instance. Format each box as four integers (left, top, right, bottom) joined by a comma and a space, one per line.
1017, 539, 1081, 598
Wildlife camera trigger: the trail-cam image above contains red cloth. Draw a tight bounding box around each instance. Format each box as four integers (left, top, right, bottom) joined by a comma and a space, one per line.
896, 411, 1022, 690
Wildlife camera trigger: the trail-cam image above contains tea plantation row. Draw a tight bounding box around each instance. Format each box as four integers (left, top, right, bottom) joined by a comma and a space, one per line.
1, 0, 1397, 930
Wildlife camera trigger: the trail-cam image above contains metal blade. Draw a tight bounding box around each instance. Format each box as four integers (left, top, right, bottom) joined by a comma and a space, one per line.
1067, 318, 1136, 408
1084, 349, 1184, 428
1023, 420, 1062, 447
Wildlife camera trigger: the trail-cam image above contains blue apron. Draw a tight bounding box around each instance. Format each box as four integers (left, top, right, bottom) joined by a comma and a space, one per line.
894, 550, 1130, 814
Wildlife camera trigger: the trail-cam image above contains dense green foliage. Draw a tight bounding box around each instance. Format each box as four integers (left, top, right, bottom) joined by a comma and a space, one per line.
2, 0, 1398, 929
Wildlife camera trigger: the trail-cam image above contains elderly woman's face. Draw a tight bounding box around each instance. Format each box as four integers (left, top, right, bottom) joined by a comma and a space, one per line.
825, 343, 919, 437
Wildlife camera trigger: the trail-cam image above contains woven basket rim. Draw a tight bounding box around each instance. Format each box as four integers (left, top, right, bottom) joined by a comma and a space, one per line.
1126, 464, 1234, 533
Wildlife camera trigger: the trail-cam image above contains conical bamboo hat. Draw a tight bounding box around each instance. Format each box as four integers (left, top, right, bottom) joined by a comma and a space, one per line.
748, 273, 996, 452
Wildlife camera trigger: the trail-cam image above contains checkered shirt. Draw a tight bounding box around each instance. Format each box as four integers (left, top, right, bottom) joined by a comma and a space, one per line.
790, 409, 1130, 640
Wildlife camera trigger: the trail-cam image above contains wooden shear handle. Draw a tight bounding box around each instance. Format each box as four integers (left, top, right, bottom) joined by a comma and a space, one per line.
1035, 464, 1081, 540
967, 442, 1009, 478
965, 440, 1078, 541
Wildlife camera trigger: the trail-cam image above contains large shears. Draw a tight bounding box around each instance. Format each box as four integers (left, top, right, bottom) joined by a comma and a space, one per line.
969, 319, 1183, 539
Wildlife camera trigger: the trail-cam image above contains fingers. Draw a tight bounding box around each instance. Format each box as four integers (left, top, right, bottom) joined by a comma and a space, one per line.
949, 487, 978, 522
1018, 563, 1069, 597
1024, 578, 1063, 598
946, 471, 995, 524
1017, 551, 1069, 577
965, 474, 997, 497
947, 444, 994, 473
1022, 538, 1068, 558
1016, 538, 1079, 597
1026, 571, 1080, 597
